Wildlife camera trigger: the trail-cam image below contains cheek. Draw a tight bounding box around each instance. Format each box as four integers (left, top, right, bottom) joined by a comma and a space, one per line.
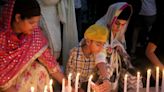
91, 46, 102, 53
22, 24, 33, 34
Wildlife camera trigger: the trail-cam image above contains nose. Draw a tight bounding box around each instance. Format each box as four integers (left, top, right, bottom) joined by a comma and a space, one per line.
32, 23, 38, 28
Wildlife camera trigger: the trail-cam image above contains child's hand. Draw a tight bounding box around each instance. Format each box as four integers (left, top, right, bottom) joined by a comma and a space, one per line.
91, 81, 111, 92
99, 80, 111, 92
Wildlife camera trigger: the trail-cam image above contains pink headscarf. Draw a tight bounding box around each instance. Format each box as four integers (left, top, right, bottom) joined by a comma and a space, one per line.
0, 0, 57, 90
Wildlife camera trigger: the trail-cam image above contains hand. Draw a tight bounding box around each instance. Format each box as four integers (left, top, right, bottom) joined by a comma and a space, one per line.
91, 80, 111, 92
78, 88, 85, 92
115, 46, 123, 54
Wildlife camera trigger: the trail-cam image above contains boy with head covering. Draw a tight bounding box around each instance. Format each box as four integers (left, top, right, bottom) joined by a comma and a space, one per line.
66, 24, 111, 92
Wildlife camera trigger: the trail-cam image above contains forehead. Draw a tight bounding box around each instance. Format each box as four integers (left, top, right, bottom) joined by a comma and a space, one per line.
116, 19, 127, 24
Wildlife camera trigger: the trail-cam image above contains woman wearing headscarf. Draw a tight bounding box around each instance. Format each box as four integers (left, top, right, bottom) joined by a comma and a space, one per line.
95, 2, 143, 92
0, 0, 69, 91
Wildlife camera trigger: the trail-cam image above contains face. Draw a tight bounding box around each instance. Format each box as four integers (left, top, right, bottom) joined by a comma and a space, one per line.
88, 40, 105, 54
15, 14, 41, 35
112, 19, 127, 33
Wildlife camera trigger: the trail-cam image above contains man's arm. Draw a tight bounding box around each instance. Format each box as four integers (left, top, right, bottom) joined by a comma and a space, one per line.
145, 42, 164, 70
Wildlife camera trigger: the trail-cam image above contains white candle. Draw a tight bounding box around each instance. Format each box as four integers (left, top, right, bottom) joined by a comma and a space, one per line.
156, 67, 159, 92
31, 86, 34, 92
146, 69, 151, 92
136, 72, 140, 92
124, 74, 128, 92
44, 85, 48, 92
49, 79, 53, 92
62, 78, 65, 92
75, 73, 80, 92
68, 73, 72, 92
161, 70, 164, 92
87, 75, 93, 92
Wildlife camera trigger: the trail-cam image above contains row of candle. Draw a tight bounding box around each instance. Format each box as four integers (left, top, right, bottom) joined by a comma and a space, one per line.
62, 73, 93, 92
30, 67, 164, 92
124, 67, 164, 92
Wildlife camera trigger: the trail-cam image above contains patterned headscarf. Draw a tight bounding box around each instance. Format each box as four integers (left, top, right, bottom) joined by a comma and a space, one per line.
0, 0, 52, 90
96, 2, 133, 48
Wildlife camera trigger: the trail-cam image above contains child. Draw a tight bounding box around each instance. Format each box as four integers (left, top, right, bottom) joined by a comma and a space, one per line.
66, 24, 110, 92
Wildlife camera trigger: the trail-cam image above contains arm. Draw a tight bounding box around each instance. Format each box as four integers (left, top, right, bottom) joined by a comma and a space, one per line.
145, 42, 164, 70
96, 62, 111, 92
94, 50, 111, 92
38, 48, 67, 85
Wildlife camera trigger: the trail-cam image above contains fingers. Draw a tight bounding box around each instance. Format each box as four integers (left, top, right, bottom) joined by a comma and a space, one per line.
92, 81, 111, 92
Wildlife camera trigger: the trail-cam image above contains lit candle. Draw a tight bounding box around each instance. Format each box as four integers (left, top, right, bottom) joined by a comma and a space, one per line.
31, 86, 34, 92
44, 85, 48, 92
87, 75, 93, 92
136, 72, 140, 92
124, 74, 128, 92
75, 73, 80, 92
161, 70, 164, 92
49, 79, 53, 92
68, 73, 72, 92
146, 69, 151, 92
62, 78, 65, 92
156, 67, 159, 92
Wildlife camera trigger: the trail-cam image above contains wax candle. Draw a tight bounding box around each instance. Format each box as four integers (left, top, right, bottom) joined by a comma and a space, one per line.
156, 67, 159, 92
31, 86, 34, 92
87, 75, 93, 92
62, 78, 65, 92
124, 74, 128, 92
136, 72, 140, 92
161, 70, 164, 92
68, 73, 72, 92
44, 85, 48, 92
75, 73, 80, 92
49, 79, 53, 92
146, 69, 151, 92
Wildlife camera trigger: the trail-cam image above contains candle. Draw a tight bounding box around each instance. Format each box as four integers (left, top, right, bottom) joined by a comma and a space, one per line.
146, 69, 151, 92
62, 78, 65, 92
49, 79, 53, 92
156, 67, 159, 92
161, 70, 164, 92
124, 74, 128, 92
136, 72, 140, 92
68, 73, 72, 92
75, 73, 80, 92
44, 85, 48, 92
87, 75, 93, 92
31, 86, 34, 92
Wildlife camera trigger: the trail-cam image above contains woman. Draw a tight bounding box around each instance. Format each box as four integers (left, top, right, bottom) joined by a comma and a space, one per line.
95, 2, 143, 92
96, 2, 132, 48
0, 0, 67, 91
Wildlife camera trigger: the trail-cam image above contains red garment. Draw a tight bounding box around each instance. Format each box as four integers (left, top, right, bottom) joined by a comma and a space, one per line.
0, 0, 58, 90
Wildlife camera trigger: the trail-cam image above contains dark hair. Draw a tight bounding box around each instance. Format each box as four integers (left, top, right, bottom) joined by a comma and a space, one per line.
0, 0, 8, 6
117, 6, 131, 20
11, 0, 41, 23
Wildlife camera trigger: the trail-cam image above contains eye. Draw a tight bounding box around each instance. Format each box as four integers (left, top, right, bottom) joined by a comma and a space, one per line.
28, 20, 36, 25
115, 21, 120, 25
